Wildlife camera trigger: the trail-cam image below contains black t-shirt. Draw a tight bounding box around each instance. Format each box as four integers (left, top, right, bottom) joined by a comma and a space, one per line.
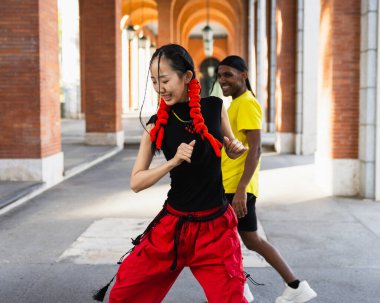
147, 96, 227, 212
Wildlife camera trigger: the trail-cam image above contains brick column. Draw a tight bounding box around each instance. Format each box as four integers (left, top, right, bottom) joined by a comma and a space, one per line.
0, 0, 63, 185
156, 0, 172, 46
316, 0, 360, 196
275, 0, 296, 153
80, 0, 124, 147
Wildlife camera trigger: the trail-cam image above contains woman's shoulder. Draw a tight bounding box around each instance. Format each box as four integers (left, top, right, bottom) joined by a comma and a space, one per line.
200, 96, 223, 109
146, 114, 157, 126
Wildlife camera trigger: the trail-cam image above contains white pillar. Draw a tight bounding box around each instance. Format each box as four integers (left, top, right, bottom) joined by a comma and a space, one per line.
248, 0, 256, 93
295, 0, 319, 155
122, 29, 130, 114
295, 0, 304, 155
376, 0, 380, 201
131, 38, 139, 111
360, 0, 378, 199
268, 0, 276, 133
256, 0, 267, 129
59, 0, 81, 119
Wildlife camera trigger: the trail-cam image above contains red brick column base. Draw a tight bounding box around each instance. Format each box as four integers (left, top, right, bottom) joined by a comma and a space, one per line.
0, 0, 63, 183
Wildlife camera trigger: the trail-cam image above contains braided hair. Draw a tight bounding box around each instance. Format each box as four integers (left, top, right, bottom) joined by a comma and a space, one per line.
149, 44, 222, 157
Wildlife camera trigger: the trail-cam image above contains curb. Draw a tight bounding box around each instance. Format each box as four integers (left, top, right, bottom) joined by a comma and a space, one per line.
0, 146, 124, 216
0, 182, 44, 211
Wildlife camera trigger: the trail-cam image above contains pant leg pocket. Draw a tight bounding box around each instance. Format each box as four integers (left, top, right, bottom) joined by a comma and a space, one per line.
222, 231, 246, 283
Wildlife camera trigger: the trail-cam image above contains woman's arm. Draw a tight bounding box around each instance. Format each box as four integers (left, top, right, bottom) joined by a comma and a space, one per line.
221, 104, 235, 139
130, 125, 196, 192
221, 105, 247, 158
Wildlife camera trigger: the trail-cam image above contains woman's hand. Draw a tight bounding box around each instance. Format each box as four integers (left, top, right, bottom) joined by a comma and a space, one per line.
171, 140, 196, 166
223, 136, 247, 159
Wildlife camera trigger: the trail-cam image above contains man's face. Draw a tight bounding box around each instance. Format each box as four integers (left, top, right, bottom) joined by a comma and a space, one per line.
217, 65, 246, 98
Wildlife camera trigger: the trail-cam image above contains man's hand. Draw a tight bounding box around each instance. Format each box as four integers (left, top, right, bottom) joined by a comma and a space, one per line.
231, 187, 248, 218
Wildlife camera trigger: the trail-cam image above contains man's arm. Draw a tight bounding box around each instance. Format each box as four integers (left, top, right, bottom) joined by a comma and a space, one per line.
231, 129, 262, 218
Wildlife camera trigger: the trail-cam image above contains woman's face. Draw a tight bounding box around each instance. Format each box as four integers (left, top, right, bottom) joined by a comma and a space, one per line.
150, 57, 189, 106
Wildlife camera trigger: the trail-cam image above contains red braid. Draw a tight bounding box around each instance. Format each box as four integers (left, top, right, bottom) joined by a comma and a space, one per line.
188, 79, 223, 157
150, 98, 171, 150
150, 79, 222, 157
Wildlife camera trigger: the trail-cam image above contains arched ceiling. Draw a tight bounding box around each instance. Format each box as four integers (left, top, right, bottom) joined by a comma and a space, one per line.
120, 0, 247, 57
181, 11, 233, 48
121, 0, 157, 30
175, 0, 237, 40
171, 0, 245, 54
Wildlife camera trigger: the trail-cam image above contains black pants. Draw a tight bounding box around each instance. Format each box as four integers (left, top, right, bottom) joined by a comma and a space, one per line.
225, 193, 257, 232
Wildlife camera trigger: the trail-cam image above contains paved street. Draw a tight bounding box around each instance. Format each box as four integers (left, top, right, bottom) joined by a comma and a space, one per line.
1, 147, 380, 303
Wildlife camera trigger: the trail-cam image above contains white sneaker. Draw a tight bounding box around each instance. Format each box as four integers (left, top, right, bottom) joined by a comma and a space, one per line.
244, 282, 254, 302
275, 281, 317, 303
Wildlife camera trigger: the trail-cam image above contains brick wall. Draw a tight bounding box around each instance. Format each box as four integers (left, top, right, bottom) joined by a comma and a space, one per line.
331, 0, 360, 159
275, 0, 296, 133
0, 0, 61, 159
320, 0, 360, 159
80, 0, 122, 133
157, 0, 171, 46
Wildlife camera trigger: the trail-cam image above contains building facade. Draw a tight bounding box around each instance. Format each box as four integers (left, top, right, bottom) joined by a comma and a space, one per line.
0, 0, 379, 200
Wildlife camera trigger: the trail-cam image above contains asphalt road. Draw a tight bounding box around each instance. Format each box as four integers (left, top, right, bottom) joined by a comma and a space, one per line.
1, 148, 380, 303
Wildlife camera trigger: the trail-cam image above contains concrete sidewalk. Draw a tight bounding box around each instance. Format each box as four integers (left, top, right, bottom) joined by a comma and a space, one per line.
0, 117, 275, 213
0, 116, 148, 212
0, 119, 123, 212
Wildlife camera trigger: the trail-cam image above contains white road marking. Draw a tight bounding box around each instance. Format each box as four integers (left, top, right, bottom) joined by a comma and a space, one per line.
58, 218, 269, 267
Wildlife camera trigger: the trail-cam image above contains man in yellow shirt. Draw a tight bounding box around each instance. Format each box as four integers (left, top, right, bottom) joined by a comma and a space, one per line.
216, 56, 316, 303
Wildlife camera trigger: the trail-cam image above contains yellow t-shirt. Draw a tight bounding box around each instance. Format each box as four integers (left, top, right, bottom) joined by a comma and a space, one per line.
222, 91, 262, 197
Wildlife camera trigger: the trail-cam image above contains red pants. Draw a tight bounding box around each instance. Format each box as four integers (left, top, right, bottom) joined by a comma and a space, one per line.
109, 204, 248, 303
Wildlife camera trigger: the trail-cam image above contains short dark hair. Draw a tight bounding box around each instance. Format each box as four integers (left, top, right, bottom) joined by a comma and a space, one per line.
218, 55, 248, 72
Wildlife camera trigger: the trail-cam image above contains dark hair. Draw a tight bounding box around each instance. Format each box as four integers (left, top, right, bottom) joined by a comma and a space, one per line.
151, 44, 196, 79
139, 44, 196, 132
211, 55, 255, 96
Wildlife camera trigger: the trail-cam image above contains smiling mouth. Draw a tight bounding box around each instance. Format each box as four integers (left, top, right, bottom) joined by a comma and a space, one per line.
161, 95, 171, 100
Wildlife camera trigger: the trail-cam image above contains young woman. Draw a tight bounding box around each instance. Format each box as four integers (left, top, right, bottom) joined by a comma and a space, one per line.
94, 44, 249, 303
